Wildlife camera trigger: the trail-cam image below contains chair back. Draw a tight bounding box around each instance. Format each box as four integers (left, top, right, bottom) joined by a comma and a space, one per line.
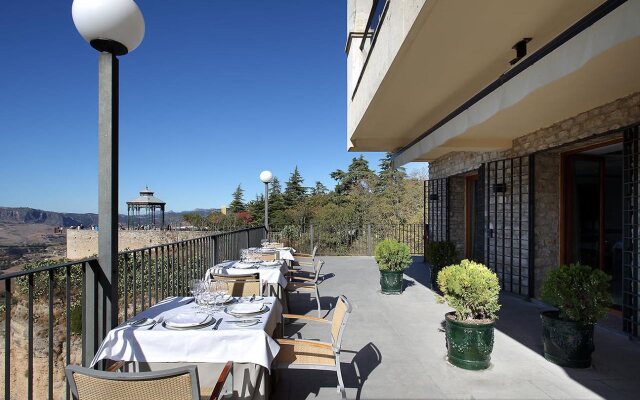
211, 273, 262, 297
311, 245, 318, 259
65, 364, 200, 400
256, 253, 278, 261
312, 260, 325, 283
330, 295, 352, 349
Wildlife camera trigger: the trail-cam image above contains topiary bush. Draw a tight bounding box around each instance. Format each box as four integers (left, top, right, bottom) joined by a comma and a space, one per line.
541, 263, 611, 324
436, 259, 500, 321
375, 240, 413, 272
425, 241, 458, 286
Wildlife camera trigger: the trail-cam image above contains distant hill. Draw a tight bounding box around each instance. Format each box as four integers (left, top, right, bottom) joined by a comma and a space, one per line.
0, 207, 217, 228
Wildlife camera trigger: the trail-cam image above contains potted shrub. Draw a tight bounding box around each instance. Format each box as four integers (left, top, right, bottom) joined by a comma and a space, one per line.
540, 263, 611, 368
374, 240, 413, 294
436, 259, 500, 370
425, 241, 458, 290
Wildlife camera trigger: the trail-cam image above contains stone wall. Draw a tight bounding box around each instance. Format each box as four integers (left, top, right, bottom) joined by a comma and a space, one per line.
448, 176, 466, 257
533, 153, 560, 297
429, 92, 640, 179
66, 230, 213, 260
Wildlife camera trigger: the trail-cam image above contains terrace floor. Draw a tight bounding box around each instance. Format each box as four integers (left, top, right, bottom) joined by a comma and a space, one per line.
272, 256, 640, 400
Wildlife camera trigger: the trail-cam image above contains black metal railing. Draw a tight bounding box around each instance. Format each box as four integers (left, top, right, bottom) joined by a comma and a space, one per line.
0, 226, 266, 400
269, 224, 424, 256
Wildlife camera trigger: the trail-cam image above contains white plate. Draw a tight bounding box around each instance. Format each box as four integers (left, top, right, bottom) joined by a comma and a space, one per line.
165, 312, 212, 328
240, 296, 264, 302
225, 303, 269, 316
261, 261, 280, 267
227, 319, 260, 328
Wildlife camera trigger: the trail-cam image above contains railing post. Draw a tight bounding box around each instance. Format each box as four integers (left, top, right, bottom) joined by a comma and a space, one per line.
367, 224, 372, 256
310, 224, 314, 253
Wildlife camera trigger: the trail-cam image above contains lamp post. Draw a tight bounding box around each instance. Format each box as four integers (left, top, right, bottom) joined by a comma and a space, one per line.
260, 170, 274, 232
72, 0, 144, 366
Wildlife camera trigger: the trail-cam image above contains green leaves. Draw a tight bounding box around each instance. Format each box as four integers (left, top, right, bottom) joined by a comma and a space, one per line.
437, 259, 501, 321
540, 263, 611, 324
374, 240, 413, 272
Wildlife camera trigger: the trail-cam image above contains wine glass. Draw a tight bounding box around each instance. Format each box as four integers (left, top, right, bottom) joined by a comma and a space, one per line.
189, 279, 204, 305
213, 281, 229, 311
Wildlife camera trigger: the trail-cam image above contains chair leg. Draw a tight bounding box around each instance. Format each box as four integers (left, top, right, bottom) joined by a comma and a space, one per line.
315, 285, 321, 318
336, 354, 346, 399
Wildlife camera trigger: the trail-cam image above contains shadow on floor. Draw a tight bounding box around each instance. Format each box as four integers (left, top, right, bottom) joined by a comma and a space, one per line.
272, 342, 382, 400
402, 256, 433, 290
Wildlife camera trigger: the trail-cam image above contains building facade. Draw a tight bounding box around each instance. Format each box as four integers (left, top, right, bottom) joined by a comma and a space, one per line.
346, 0, 640, 336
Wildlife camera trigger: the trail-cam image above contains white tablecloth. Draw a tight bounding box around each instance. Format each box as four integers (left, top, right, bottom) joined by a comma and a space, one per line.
91, 296, 281, 370
205, 260, 289, 288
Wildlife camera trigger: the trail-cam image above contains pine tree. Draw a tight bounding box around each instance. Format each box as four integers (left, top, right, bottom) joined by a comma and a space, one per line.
246, 194, 265, 224
283, 166, 306, 208
229, 184, 246, 213
330, 155, 377, 195
311, 181, 328, 195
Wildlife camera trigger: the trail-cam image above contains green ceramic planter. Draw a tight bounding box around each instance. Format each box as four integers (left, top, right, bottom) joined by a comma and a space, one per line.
445, 312, 495, 370
379, 270, 403, 294
541, 311, 594, 368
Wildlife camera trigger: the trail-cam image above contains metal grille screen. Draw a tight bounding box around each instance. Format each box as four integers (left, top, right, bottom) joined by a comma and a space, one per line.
623, 125, 640, 337
485, 156, 532, 296
426, 178, 449, 242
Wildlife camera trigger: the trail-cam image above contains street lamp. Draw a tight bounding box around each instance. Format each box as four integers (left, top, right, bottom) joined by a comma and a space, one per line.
72, 0, 144, 365
260, 170, 274, 231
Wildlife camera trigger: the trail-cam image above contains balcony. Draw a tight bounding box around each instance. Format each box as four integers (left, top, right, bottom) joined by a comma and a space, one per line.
2, 226, 640, 399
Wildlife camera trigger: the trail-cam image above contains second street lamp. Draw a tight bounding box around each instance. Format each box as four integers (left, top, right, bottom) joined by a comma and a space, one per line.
72, 0, 144, 365
260, 170, 274, 232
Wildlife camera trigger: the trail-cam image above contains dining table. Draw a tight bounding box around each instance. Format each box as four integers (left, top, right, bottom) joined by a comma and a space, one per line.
91, 296, 281, 400
205, 259, 289, 298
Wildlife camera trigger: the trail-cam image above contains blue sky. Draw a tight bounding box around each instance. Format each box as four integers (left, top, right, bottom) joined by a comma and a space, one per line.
0, 1, 423, 214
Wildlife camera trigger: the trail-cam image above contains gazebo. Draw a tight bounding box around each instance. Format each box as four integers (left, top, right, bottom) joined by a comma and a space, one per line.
126, 187, 166, 229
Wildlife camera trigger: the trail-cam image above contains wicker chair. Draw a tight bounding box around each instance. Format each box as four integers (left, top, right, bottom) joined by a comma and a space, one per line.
273, 295, 352, 399
65, 362, 233, 400
285, 260, 324, 317
210, 272, 262, 297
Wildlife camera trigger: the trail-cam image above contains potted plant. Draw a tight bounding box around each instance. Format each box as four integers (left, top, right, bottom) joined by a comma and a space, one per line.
436, 259, 500, 370
374, 240, 413, 294
425, 241, 458, 290
540, 263, 611, 368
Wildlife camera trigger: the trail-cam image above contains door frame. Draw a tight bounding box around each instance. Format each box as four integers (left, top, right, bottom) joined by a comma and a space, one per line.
559, 138, 622, 267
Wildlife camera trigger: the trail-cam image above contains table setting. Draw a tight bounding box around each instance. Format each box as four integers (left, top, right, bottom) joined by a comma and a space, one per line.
205, 256, 289, 289
90, 294, 281, 369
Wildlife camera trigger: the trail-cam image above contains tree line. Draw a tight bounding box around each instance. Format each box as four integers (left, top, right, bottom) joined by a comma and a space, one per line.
182, 153, 426, 230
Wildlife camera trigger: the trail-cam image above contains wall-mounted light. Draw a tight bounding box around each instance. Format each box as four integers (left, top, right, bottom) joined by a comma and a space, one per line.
509, 37, 532, 65
429, 194, 439, 201
492, 183, 507, 193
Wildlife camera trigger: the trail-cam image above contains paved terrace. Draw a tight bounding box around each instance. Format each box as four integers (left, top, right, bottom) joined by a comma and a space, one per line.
273, 256, 640, 400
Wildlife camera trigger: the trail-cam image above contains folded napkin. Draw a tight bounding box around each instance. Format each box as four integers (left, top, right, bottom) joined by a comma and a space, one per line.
165, 312, 210, 328
228, 303, 264, 315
